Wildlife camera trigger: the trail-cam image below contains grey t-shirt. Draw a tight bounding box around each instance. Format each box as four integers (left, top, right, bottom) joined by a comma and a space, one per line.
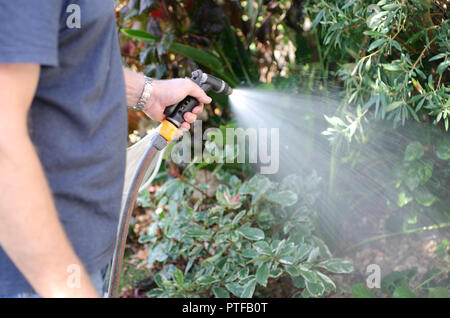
0, 1, 127, 294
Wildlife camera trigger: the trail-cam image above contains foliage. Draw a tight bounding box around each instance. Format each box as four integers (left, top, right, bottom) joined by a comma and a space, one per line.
117, 0, 449, 298
309, 0, 449, 238
349, 265, 450, 298
136, 148, 352, 298
310, 0, 449, 134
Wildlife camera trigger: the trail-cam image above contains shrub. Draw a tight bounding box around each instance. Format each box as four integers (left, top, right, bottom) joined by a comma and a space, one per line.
137, 150, 352, 298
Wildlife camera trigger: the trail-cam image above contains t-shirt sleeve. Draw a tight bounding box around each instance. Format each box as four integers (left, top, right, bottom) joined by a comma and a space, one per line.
0, 0, 63, 66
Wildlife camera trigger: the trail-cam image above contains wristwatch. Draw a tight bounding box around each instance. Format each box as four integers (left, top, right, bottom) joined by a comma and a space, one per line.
128, 76, 153, 111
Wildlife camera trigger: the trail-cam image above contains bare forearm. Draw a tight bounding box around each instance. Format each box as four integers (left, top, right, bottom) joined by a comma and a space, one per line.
0, 137, 98, 297
123, 67, 145, 108
0, 64, 97, 297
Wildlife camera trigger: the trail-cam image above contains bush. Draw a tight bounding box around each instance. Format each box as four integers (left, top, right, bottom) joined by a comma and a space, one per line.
137, 148, 352, 298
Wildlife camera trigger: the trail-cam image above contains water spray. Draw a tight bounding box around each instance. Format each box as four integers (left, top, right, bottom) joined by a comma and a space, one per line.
107, 70, 232, 298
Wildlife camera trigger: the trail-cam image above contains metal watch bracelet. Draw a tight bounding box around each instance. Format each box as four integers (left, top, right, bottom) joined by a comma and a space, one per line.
128, 76, 153, 111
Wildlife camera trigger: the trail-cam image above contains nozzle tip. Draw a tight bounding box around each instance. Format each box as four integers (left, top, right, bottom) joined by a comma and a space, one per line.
226, 86, 233, 95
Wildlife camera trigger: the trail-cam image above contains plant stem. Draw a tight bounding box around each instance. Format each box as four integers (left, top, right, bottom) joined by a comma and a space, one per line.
214, 45, 239, 84
343, 222, 450, 253
411, 37, 436, 73
237, 50, 252, 85
412, 267, 449, 292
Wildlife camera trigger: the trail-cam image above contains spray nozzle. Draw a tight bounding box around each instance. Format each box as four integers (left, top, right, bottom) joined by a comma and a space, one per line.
191, 69, 233, 96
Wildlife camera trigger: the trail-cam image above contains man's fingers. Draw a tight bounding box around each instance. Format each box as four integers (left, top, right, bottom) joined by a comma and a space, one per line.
192, 104, 204, 115
169, 124, 190, 141
188, 80, 212, 104
183, 112, 196, 124
180, 122, 190, 130
175, 122, 190, 139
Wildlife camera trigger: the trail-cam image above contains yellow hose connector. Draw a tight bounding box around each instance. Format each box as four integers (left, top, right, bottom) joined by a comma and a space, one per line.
159, 119, 178, 142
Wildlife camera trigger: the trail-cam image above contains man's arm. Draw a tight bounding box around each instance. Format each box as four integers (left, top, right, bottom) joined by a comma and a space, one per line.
0, 64, 98, 298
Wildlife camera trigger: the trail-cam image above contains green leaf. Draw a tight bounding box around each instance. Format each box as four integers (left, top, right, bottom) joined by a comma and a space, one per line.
169, 42, 224, 73
429, 53, 447, 62
241, 175, 272, 204
316, 272, 336, 292
138, 234, 159, 244
185, 228, 211, 238
392, 285, 417, 298
318, 259, 353, 273
397, 191, 413, 207
297, 266, 317, 282
310, 237, 332, 259
428, 287, 450, 298
436, 139, 450, 160
324, 115, 346, 127
266, 191, 298, 207
368, 38, 386, 52
404, 160, 433, 191
269, 268, 283, 278
415, 97, 426, 112
386, 101, 403, 112
173, 268, 184, 286
307, 246, 320, 263
242, 175, 270, 193
436, 60, 450, 75
285, 264, 300, 277
382, 3, 399, 10
232, 210, 246, 225
202, 247, 226, 264
291, 276, 305, 288
198, 276, 219, 285
242, 249, 259, 258
256, 262, 270, 287
404, 141, 424, 161
212, 287, 230, 298
310, 8, 325, 29
225, 282, 243, 297
341, 0, 355, 10
351, 283, 374, 298
367, 11, 389, 29
241, 277, 257, 298
279, 256, 295, 265
121, 29, 157, 43
414, 188, 437, 207
154, 273, 166, 289
253, 241, 273, 256
391, 40, 402, 52
236, 227, 265, 241
381, 269, 416, 294
305, 279, 325, 297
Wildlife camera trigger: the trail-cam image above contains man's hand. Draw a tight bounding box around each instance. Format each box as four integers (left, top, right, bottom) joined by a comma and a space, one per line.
124, 69, 212, 135
0, 64, 99, 298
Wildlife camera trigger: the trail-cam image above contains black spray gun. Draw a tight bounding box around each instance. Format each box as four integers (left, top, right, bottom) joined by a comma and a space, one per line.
107, 70, 232, 297
156, 69, 233, 147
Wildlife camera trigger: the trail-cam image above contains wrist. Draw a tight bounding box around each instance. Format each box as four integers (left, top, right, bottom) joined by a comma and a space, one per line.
131, 76, 153, 111
142, 79, 164, 121
124, 69, 153, 111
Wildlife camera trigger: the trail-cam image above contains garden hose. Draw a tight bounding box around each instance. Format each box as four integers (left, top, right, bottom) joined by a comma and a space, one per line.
107, 70, 232, 298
